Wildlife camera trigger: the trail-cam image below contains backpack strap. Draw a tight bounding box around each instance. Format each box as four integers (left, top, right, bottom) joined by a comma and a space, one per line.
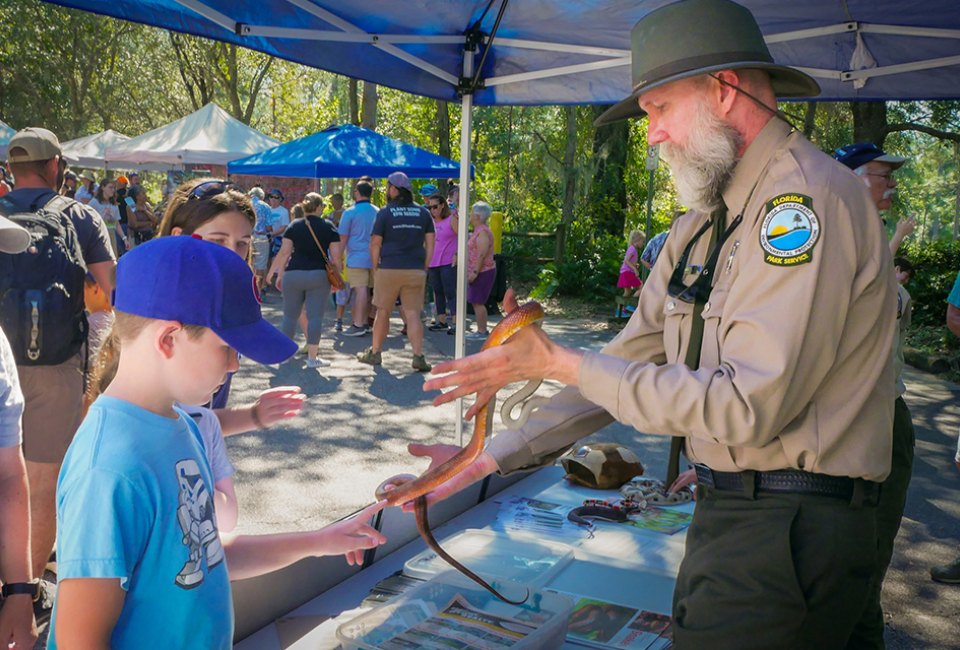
43, 194, 77, 216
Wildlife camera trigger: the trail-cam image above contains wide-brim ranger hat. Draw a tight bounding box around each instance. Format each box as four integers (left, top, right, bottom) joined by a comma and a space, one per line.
594, 0, 821, 126
114, 237, 297, 364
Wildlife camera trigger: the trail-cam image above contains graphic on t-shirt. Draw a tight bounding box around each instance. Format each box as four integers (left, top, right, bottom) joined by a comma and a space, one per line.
174, 459, 223, 589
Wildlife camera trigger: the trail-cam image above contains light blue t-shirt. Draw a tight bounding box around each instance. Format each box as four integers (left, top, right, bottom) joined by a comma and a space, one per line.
0, 326, 23, 448
948, 271, 960, 308
50, 396, 232, 650
338, 200, 379, 268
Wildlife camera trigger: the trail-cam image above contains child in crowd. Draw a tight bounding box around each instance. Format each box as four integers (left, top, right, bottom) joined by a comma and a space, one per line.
617, 230, 645, 297
51, 237, 386, 649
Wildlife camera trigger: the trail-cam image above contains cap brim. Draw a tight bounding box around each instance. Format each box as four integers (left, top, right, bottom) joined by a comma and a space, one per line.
216, 318, 297, 365
0, 215, 31, 254
593, 63, 821, 127
873, 154, 906, 169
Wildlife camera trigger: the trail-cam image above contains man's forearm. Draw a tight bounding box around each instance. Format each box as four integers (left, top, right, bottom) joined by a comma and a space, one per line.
0, 463, 32, 584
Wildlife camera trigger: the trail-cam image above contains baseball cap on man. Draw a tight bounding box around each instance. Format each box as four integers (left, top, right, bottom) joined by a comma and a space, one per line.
387, 171, 412, 192
116, 175, 129, 185
419, 183, 439, 197
7, 127, 62, 163
0, 215, 31, 254
834, 143, 906, 171
113, 236, 297, 364
594, 0, 821, 125
267, 188, 284, 200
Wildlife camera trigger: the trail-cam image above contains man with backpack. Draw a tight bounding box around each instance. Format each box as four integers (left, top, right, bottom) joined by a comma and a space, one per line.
0, 127, 115, 622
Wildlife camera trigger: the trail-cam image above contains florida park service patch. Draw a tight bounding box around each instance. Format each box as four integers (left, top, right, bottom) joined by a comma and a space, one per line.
760, 193, 820, 266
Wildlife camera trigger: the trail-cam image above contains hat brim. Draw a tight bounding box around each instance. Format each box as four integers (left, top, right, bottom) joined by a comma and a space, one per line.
593, 63, 821, 127
0, 215, 31, 254
872, 154, 906, 170
216, 318, 297, 365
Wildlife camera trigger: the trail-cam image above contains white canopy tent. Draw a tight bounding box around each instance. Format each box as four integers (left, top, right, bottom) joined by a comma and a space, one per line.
104, 102, 279, 168
60, 129, 169, 172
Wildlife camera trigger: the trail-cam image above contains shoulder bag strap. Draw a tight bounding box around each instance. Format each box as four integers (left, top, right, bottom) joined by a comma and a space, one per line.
304, 217, 333, 268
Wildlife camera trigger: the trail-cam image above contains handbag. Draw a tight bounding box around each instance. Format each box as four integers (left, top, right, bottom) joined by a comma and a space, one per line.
304, 217, 345, 291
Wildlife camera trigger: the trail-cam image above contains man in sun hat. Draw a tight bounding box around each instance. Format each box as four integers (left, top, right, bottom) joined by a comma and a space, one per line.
410, 1, 896, 646
836, 141, 916, 649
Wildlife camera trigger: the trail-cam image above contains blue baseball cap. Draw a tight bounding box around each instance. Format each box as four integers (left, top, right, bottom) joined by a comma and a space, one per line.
834, 143, 905, 171
419, 183, 439, 197
114, 237, 297, 364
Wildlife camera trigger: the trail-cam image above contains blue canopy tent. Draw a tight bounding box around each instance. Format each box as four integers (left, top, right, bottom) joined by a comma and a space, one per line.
227, 123, 473, 180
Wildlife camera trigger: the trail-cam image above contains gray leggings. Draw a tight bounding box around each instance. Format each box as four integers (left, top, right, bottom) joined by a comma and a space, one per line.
281, 269, 330, 345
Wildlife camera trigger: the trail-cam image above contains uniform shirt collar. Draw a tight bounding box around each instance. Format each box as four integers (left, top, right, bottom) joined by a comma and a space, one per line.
722, 117, 794, 214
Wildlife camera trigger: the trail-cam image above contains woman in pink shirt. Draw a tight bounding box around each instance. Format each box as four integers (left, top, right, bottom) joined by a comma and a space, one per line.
426, 193, 459, 332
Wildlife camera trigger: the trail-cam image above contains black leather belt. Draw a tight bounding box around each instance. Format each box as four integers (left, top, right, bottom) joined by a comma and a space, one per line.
694, 464, 878, 502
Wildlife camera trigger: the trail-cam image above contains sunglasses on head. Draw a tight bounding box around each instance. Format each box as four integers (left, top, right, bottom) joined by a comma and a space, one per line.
189, 179, 235, 200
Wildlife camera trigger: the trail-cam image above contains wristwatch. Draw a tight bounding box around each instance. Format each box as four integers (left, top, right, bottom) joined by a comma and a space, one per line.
1, 579, 39, 601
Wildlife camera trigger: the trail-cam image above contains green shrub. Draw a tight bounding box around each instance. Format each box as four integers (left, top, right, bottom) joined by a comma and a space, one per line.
901, 239, 960, 328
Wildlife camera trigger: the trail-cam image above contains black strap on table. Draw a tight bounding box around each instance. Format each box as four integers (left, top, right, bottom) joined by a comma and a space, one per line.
666, 206, 736, 486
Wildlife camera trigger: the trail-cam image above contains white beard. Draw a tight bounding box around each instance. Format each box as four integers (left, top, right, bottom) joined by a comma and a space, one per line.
661, 100, 742, 214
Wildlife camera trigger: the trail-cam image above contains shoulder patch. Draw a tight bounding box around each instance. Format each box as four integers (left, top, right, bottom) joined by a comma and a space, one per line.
759, 193, 820, 267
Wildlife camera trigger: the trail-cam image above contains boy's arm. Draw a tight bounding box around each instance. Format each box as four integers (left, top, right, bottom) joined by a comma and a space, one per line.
214, 478, 238, 533
223, 501, 386, 581
55, 578, 125, 650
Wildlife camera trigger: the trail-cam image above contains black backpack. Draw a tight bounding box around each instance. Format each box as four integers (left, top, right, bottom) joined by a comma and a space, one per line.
0, 194, 89, 366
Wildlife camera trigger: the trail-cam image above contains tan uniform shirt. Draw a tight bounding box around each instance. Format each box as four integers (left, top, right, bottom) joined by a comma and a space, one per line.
488, 118, 897, 481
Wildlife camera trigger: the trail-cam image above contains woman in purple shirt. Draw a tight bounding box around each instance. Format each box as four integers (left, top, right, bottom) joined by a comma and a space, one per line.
425, 193, 459, 332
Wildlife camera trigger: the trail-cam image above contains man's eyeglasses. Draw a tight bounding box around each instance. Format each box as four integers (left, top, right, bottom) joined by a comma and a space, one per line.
189, 179, 235, 200
667, 214, 742, 304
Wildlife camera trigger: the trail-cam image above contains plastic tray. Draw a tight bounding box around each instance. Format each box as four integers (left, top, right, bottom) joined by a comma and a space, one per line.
337, 571, 574, 650
403, 528, 574, 587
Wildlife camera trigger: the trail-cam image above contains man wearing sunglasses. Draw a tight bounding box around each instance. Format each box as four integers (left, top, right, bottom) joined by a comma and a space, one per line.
418, 0, 897, 646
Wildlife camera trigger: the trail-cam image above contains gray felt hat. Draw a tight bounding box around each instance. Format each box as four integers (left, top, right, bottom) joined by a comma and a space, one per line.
595, 0, 820, 126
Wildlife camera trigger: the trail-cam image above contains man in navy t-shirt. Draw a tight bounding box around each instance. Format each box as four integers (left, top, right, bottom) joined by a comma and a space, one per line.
358, 171, 435, 372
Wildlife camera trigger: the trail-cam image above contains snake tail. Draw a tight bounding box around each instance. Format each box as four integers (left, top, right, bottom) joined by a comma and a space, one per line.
415, 496, 529, 605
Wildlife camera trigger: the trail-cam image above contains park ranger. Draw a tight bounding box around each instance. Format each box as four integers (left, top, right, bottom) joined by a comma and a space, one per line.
415, 0, 898, 647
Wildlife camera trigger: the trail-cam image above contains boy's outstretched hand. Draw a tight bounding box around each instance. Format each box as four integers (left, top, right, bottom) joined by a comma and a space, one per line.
253, 386, 306, 428
319, 500, 388, 565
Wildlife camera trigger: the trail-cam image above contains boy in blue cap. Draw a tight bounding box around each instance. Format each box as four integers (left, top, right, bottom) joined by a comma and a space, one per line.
50, 237, 386, 649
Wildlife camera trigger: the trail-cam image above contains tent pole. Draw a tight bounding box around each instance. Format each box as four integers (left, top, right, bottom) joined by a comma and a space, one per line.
455, 47, 475, 446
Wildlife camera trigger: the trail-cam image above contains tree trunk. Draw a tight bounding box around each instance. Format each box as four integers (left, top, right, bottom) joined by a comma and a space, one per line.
348, 78, 359, 125
437, 101, 451, 159
802, 101, 817, 139
555, 106, 578, 263
851, 101, 889, 146
361, 82, 378, 129
589, 105, 630, 237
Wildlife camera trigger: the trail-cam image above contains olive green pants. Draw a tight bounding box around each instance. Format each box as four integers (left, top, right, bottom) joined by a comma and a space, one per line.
845, 397, 916, 650
673, 483, 878, 649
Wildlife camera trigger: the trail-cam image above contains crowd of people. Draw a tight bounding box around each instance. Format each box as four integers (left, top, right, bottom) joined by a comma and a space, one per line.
0, 123, 506, 647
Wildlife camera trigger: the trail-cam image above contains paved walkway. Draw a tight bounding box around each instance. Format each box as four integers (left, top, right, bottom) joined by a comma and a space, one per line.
228, 294, 959, 648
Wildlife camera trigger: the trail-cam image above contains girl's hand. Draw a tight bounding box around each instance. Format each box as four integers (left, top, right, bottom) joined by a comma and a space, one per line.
316, 501, 388, 563
252, 387, 305, 428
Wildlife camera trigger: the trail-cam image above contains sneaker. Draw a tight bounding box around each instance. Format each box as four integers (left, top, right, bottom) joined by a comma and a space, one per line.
466, 330, 489, 340
357, 347, 382, 365
412, 354, 431, 372
931, 559, 960, 584
33, 578, 57, 626
335, 319, 343, 332
305, 358, 330, 368
343, 324, 367, 337
297, 345, 309, 356
428, 321, 449, 331
400, 326, 408, 336
447, 327, 457, 336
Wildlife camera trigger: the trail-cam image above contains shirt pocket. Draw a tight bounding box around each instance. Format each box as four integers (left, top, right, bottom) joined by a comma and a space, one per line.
700, 288, 729, 370
662, 296, 695, 362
